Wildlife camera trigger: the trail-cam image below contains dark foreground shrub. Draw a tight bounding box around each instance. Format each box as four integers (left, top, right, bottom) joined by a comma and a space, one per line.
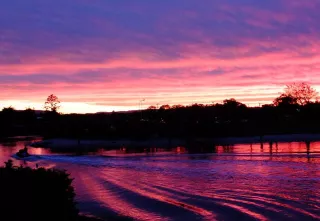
0, 160, 78, 221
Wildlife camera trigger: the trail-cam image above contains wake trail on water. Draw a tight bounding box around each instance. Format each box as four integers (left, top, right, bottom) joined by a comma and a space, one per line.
11, 152, 320, 221
11, 154, 42, 162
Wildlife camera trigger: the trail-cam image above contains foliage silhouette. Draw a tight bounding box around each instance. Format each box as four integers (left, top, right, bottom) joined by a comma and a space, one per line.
273, 94, 298, 107
0, 160, 130, 221
44, 94, 61, 112
159, 104, 170, 110
284, 82, 318, 105
147, 105, 157, 110
1, 83, 320, 140
0, 160, 77, 221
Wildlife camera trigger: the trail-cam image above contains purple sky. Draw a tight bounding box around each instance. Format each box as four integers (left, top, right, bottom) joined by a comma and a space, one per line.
1, 0, 320, 112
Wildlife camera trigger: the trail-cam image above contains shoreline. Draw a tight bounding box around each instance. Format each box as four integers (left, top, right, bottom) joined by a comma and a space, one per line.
212, 133, 320, 145
30, 138, 185, 150
29, 133, 320, 150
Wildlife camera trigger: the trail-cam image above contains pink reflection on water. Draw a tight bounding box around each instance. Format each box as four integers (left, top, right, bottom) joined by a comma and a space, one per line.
78, 171, 168, 221
99, 170, 216, 220
0, 137, 52, 167
220, 203, 268, 221
220, 141, 320, 154
1, 138, 320, 220
75, 147, 319, 220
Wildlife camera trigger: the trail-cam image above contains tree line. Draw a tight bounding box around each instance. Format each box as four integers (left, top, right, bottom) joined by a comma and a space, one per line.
1, 82, 320, 139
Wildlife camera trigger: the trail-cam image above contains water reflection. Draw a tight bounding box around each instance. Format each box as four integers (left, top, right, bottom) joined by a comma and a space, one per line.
1, 137, 320, 220
212, 141, 320, 156
69, 154, 319, 221
0, 136, 49, 166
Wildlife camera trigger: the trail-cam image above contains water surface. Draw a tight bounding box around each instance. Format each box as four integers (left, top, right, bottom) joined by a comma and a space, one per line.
1, 137, 319, 221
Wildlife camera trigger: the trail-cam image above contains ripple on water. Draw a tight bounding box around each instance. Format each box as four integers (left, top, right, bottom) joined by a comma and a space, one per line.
61, 154, 319, 221
1, 139, 320, 221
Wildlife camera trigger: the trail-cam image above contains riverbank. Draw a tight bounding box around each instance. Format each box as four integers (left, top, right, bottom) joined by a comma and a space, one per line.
30, 133, 320, 150
30, 138, 185, 150
213, 133, 320, 145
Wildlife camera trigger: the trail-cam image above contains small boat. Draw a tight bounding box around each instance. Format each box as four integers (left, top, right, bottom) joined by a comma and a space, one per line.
16, 147, 31, 158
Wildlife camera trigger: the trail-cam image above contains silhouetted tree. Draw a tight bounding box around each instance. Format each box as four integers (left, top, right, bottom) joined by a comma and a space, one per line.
24, 107, 36, 116
4, 159, 13, 169
147, 105, 157, 110
2, 106, 15, 114
0, 161, 78, 221
44, 94, 61, 112
172, 104, 184, 109
273, 94, 298, 107
1, 106, 16, 124
191, 103, 205, 108
284, 82, 318, 105
223, 98, 246, 108
4, 82, 320, 140
160, 104, 170, 110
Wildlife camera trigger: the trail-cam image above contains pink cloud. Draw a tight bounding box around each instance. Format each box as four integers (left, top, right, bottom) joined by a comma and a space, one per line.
1, 0, 320, 112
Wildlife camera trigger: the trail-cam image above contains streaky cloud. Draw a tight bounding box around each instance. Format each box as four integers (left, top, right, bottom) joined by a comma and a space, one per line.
0, 0, 320, 112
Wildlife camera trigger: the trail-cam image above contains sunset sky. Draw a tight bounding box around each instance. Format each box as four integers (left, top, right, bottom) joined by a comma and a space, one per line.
1, 0, 320, 113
